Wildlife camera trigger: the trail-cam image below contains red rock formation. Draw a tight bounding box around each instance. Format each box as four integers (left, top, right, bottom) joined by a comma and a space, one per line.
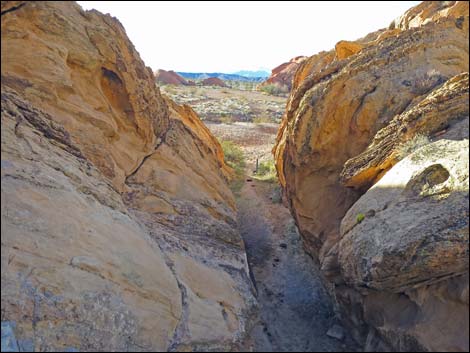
202, 77, 227, 87
261, 56, 308, 90
155, 69, 188, 85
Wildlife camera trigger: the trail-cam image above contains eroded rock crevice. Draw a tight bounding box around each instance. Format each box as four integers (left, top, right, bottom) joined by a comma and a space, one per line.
0, 1, 25, 16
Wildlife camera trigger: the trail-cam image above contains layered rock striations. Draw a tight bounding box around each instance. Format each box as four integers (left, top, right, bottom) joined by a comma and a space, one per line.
1, 1, 255, 351
274, 1, 469, 351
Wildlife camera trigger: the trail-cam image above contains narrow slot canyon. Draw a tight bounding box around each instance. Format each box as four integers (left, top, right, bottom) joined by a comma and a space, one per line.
1, 1, 468, 352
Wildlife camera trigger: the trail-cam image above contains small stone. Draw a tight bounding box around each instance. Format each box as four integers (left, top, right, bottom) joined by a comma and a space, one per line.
326, 324, 345, 341
279, 243, 287, 249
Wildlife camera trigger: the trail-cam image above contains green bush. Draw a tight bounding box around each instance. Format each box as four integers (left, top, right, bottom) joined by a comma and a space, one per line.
255, 160, 277, 182
257, 160, 275, 175
356, 213, 365, 224
221, 140, 245, 192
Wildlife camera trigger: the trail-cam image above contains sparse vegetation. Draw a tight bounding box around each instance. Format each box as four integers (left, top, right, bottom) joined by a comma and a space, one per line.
221, 140, 245, 192
253, 114, 272, 124
219, 114, 234, 124
396, 134, 431, 160
162, 85, 177, 95
356, 213, 365, 224
254, 159, 277, 183
160, 84, 286, 123
259, 83, 289, 97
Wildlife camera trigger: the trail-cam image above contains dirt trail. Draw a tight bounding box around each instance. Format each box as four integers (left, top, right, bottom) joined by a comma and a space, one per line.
237, 179, 356, 352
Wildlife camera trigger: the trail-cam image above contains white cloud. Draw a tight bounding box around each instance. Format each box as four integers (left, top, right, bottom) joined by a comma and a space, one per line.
78, 1, 420, 73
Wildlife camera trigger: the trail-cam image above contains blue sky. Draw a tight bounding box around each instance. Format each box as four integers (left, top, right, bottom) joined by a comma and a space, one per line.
78, 1, 420, 73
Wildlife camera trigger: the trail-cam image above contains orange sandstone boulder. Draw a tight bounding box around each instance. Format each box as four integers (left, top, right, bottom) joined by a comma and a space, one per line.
1, 1, 255, 351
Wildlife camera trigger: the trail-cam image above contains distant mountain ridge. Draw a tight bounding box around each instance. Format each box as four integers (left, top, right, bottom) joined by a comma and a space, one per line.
177, 71, 266, 82
232, 70, 270, 78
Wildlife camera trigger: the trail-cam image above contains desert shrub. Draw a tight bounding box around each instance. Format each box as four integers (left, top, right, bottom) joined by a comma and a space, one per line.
252, 114, 272, 124
221, 140, 245, 192
259, 83, 289, 96
163, 85, 177, 95
257, 160, 275, 175
255, 159, 277, 182
396, 134, 431, 160
219, 114, 234, 124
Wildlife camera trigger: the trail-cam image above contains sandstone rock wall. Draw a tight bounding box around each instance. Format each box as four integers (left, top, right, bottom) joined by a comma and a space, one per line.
393, 0, 469, 30
274, 1, 469, 350
1, 1, 255, 351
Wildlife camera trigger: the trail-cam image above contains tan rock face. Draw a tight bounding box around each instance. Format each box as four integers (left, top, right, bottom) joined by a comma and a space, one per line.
394, 1, 469, 30
274, 1, 469, 350
1, 89, 181, 352
1, 1, 255, 351
339, 140, 469, 352
2, 1, 168, 191
274, 13, 468, 259
341, 72, 469, 190
340, 140, 469, 292
155, 69, 189, 85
